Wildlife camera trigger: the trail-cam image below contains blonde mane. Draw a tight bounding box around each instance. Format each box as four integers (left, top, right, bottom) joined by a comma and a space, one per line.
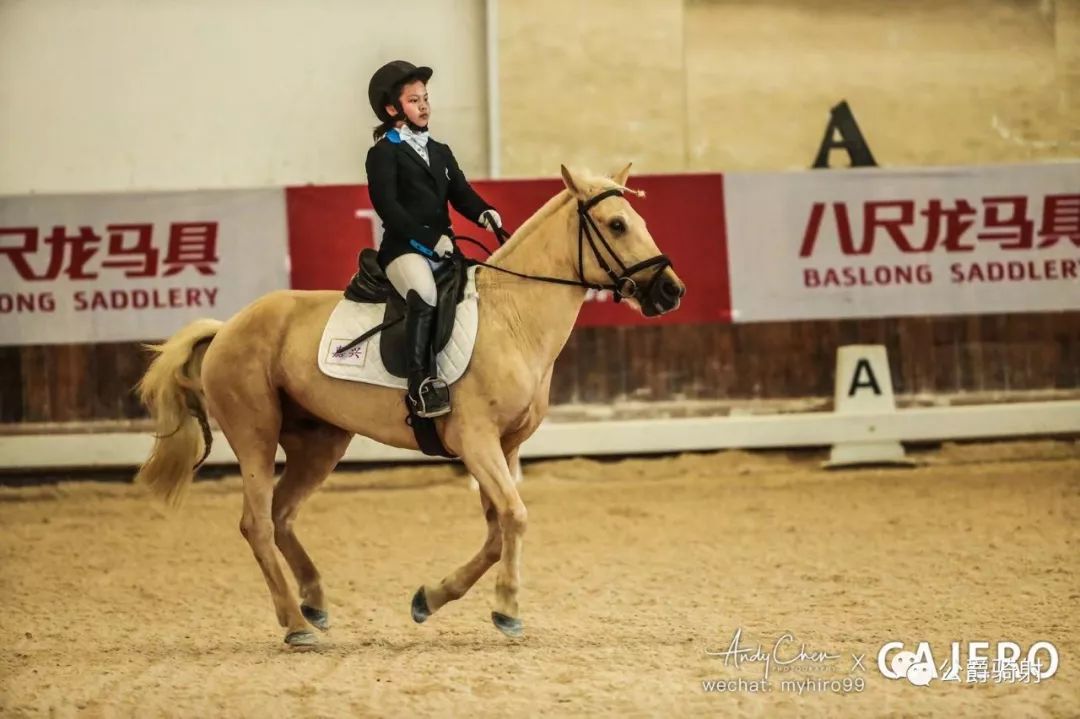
487, 170, 639, 264
487, 189, 571, 264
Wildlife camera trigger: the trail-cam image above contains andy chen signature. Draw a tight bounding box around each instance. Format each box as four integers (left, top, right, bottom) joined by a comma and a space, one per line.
706, 628, 842, 680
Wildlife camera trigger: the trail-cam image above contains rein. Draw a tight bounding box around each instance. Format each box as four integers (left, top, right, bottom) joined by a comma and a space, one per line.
459, 189, 672, 302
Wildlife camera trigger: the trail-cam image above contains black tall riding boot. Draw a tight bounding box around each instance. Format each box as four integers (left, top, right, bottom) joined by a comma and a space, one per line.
404, 290, 451, 418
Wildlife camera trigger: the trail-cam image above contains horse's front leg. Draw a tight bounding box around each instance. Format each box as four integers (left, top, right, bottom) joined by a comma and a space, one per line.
468, 443, 523, 491
455, 432, 528, 637
411, 488, 502, 622
466, 431, 529, 634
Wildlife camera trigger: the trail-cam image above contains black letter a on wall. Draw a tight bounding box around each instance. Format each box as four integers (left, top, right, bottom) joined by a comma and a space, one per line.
813, 100, 878, 168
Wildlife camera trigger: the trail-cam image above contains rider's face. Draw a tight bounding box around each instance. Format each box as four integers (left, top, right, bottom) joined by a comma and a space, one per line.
388, 80, 430, 128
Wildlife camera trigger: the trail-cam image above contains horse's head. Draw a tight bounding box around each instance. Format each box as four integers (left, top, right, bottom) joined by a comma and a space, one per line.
560, 164, 685, 317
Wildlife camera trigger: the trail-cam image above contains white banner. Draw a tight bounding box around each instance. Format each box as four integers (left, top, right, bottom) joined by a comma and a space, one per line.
0, 189, 289, 345
725, 163, 1080, 322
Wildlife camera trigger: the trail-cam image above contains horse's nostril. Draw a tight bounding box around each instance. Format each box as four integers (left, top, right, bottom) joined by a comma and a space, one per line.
661, 280, 683, 300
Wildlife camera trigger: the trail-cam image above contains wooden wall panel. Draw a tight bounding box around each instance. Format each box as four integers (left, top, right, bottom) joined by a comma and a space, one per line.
1, 312, 1078, 428
0, 346, 22, 423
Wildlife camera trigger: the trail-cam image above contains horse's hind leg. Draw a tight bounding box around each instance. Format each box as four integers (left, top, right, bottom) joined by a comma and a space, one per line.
274, 421, 352, 632
214, 395, 312, 646
238, 454, 316, 645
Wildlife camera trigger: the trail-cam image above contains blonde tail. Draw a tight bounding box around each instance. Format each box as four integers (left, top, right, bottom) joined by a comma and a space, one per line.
134, 318, 223, 506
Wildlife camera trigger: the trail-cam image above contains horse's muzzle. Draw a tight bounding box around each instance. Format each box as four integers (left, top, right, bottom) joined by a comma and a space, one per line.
641, 274, 685, 317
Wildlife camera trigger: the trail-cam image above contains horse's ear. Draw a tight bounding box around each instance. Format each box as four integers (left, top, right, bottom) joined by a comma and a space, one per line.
612, 162, 633, 187
560, 165, 582, 196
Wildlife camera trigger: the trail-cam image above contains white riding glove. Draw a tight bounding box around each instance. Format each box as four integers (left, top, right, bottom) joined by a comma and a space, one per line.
480, 209, 502, 232
433, 234, 455, 259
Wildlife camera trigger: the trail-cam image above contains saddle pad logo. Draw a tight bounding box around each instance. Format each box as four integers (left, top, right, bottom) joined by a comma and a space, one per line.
326, 338, 367, 366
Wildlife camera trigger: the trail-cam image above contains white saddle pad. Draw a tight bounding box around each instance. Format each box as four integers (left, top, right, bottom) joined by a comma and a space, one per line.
318, 266, 480, 389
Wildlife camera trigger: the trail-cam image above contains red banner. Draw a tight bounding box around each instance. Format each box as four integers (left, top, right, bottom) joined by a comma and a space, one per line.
285, 174, 731, 326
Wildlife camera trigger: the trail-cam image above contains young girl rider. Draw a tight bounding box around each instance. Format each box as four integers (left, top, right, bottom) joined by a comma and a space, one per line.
365, 60, 503, 419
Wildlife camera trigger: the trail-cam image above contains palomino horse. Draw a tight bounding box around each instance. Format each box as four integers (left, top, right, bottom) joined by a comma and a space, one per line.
135, 164, 685, 646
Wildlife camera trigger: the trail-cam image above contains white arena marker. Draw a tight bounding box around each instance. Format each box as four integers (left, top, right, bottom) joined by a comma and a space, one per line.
824, 344, 913, 468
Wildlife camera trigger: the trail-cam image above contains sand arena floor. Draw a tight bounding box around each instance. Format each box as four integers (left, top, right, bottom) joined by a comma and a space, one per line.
1, 440, 1077, 717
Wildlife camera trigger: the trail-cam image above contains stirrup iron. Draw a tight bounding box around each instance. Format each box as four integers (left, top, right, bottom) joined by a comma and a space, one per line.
411, 376, 451, 418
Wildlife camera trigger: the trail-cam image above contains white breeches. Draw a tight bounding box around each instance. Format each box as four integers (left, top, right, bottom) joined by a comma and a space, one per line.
386, 253, 440, 306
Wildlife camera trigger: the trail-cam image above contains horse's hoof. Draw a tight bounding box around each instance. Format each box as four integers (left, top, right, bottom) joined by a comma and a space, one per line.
301, 604, 330, 631
491, 611, 524, 638
284, 630, 318, 647
411, 587, 431, 624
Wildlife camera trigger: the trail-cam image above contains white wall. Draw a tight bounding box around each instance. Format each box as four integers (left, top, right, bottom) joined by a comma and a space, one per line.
0, 0, 488, 194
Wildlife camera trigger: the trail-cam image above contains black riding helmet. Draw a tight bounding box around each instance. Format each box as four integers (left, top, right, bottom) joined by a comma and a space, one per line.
368, 60, 433, 123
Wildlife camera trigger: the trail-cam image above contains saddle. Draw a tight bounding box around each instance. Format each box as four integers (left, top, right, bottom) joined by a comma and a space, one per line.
343, 249, 471, 378
336, 249, 473, 460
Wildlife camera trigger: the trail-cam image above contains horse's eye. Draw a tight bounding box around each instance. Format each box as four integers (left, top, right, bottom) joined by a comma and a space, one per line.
609, 218, 626, 234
